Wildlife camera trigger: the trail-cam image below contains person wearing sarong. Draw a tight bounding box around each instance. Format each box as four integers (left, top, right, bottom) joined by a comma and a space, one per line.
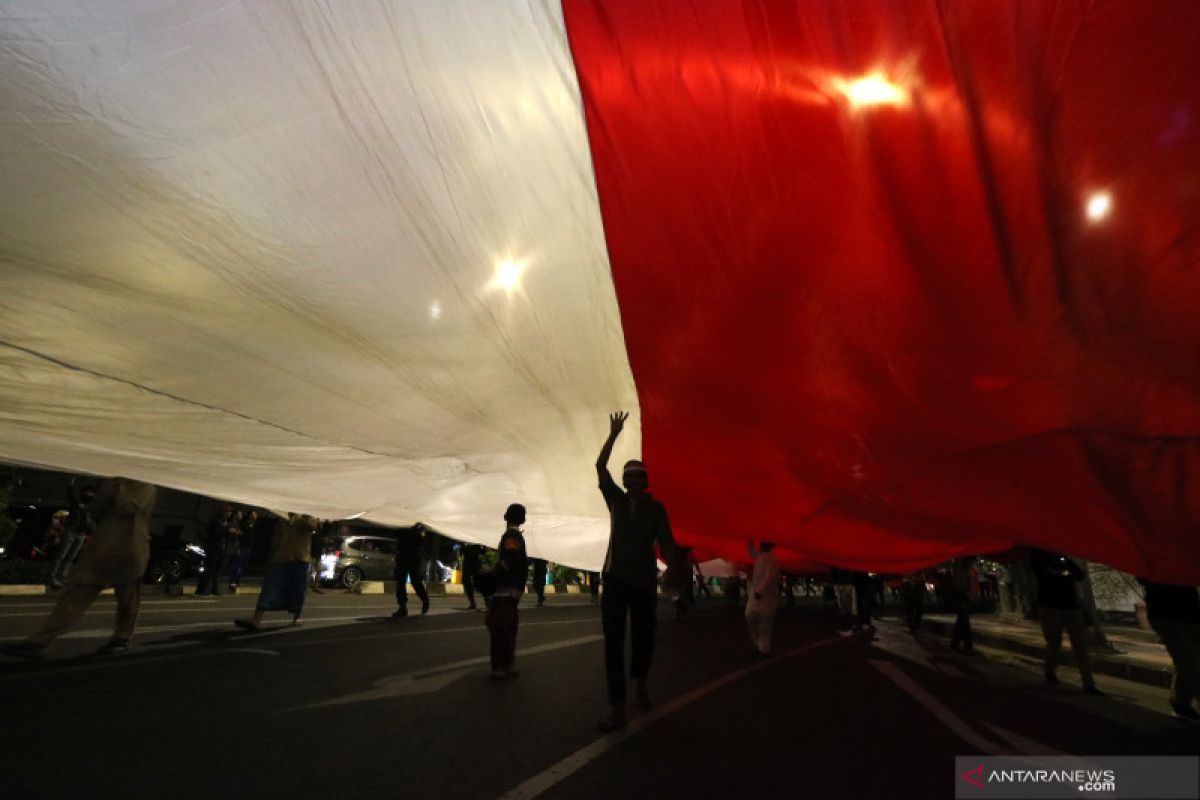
234, 513, 317, 630
745, 541, 780, 655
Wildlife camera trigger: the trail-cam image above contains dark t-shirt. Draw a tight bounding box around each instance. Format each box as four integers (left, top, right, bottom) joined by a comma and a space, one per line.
495, 528, 528, 595
1139, 580, 1200, 623
461, 544, 484, 571
598, 467, 675, 594
396, 528, 423, 562
1031, 549, 1084, 610
829, 568, 853, 585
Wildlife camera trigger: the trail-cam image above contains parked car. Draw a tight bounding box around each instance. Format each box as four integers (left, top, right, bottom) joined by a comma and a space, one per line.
144, 536, 206, 584
320, 535, 397, 588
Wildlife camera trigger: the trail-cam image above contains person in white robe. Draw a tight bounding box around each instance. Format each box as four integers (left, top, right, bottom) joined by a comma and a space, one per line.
745, 540, 781, 655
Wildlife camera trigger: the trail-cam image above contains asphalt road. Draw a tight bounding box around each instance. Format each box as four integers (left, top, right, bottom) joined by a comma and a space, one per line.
0, 592, 1195, 799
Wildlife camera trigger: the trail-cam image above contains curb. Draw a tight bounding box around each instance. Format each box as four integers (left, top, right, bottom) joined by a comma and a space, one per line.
919, 617, 1173, 689
0, 584, 46, 596
0, 584, 265, 597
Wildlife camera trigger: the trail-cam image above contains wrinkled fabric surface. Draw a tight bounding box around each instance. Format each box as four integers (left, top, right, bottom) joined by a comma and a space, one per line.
564, 0, 1200, 581
0, 1, 639, 569
2, 1, 1198, 580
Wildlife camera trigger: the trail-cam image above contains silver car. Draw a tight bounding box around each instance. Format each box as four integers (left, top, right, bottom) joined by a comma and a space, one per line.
319, 535, 397, 588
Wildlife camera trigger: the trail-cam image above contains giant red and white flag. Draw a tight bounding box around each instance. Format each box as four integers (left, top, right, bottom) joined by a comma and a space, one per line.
1, 1, 1198, 581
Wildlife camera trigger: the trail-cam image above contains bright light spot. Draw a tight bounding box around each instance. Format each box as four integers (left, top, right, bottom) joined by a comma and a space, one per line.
837, 73, 908, 108
1085, 191, 1112, 222
429, 302, 442, 321
344, 511, 368, 520
491, 258, 527, 294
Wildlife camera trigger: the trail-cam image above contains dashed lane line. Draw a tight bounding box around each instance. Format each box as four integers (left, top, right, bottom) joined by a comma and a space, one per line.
0, 617, 604, 680
870, 659, 1009, 755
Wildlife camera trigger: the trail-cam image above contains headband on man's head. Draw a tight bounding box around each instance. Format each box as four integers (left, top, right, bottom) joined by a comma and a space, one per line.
622, 459, 647, 475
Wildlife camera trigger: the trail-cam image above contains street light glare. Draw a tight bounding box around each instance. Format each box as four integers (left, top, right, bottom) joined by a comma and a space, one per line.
492, 259, 526, 293
841, 74, 908, 108
1086, 191, 1112, 222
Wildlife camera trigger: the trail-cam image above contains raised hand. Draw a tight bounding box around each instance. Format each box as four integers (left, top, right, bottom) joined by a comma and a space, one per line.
609, 411, 629, 437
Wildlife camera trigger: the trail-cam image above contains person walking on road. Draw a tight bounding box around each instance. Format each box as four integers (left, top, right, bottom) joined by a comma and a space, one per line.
486, 504, 528, 678
530, 557, 548, 607
197, 506, 238, 596
851, 570, 874, 632
830, 568, 855, 625
1030, 548, 1102, 695
49, 480, 96, 588
670, 546, 696, 619
234, 513, 318, 630
745, 541, 780, 655
595, 411, 676, 731
2, 477, 157, 660
227, 509, 258, 592
950, 557, 975, 653
1138, 578, 1200, 721
693, 552, 711, 600
901, 570, 926, 634
392, 526, 429, 619
461, 543, 485, 610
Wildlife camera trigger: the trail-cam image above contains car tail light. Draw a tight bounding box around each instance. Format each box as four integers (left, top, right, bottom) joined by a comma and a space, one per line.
335, 549, 342, 558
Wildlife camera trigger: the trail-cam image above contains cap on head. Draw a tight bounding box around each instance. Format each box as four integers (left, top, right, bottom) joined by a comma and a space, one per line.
622, 459, 649, 491
504, 503, 526, 525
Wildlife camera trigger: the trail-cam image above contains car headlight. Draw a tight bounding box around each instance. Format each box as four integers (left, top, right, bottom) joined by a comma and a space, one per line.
185, 544, 204, 555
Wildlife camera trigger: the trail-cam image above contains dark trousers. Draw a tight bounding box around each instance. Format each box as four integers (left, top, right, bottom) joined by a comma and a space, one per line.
394, 557, 428, 611
532, 563, 547, 604
951, 590, 973, 650
854, 583, 873, 627
902, 585, 925, 633
486, 596, 520, 671
600, 576, 657, 705
1151, 620, 1200, 710
463, 564, 479, 608
197, 547, 228, 595
228, 548, 250, 586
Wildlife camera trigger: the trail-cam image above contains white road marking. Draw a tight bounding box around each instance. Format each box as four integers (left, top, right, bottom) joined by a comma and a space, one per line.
497, 636, 845, 800
270, 617, 598, 648
870, 659, 1009, 755
0, 615, 602, 679
0, 600, 220, 612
